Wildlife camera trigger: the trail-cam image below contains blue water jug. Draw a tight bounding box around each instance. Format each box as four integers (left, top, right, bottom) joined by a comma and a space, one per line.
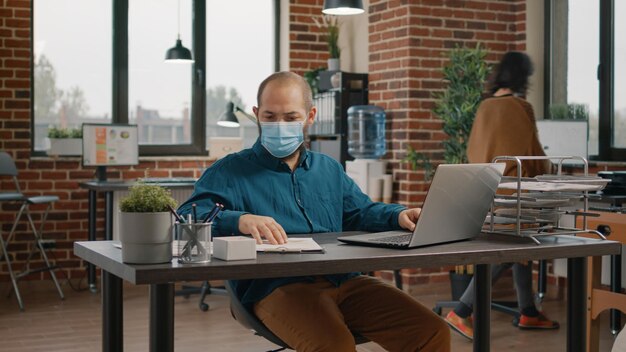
347, 105, 386, 159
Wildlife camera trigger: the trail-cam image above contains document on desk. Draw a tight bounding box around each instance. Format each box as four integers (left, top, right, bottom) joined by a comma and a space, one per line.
257, 238, 324, 253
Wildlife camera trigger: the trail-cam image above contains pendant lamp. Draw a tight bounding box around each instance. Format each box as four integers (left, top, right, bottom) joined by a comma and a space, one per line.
165, 0, 194, 63
322, 0, 365, 15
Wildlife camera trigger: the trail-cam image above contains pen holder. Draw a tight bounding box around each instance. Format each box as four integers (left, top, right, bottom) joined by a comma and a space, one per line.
175, 222, 211, 264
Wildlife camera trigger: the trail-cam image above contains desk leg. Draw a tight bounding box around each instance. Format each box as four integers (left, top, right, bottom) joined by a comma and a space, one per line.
567, 257, 586, 352
102, 271, 123, 352
150, 283, 174, 352
105, 191, 113, 241
474, 263, 491, 352
88, 190, 97, 293
611, 253, 622, 335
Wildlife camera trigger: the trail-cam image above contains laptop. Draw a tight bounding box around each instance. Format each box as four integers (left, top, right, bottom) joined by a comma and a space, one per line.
338, 163, 505, 249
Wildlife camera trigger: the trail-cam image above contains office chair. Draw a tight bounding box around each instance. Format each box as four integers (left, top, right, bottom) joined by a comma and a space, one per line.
0, 152, 64, 310
225, 280, 369, 352
175, 280, 227, 311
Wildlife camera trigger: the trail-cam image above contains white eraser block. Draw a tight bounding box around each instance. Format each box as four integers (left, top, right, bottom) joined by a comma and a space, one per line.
213, 236, 257, 261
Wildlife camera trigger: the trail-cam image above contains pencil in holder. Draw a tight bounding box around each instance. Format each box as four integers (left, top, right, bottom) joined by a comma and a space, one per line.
175, 222, 211, 264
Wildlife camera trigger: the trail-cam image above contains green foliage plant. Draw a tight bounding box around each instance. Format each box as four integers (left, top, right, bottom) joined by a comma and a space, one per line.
303, 67, 325, 96
313, 15, 340, 59
47, 127, 83, 139
120, 183, 178, 213
405, 44, 491, 178
548, 103, 589, 120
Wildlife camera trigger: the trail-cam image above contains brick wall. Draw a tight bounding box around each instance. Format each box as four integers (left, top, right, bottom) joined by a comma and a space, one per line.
368, 0, 526, 208
367, 0, 528, 288
0, 0, 214, 284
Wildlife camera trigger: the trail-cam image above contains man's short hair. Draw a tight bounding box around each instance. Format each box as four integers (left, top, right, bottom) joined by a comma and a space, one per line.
256, 71, 313, 111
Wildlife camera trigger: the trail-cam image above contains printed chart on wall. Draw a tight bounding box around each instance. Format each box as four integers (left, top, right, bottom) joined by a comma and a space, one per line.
82, 124, 139, 166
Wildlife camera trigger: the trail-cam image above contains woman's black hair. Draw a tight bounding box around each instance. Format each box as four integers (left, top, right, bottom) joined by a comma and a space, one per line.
490, 51, 534, 95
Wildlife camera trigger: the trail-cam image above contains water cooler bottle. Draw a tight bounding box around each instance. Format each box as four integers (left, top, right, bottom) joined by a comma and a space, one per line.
345, 105, 393, 203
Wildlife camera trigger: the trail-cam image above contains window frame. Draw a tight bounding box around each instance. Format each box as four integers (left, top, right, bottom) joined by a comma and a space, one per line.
544, 0, 625, 161
30, 0, 279, 157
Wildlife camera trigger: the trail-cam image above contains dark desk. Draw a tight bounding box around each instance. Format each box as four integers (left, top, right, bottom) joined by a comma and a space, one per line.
74, 233, 620, 352
78, 180, 195, 292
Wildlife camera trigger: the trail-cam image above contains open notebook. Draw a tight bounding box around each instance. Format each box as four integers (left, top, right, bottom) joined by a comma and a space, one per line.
257, 238, 324, 253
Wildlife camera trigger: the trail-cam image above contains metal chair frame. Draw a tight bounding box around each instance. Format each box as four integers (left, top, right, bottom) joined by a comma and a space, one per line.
0, 152, 64, 310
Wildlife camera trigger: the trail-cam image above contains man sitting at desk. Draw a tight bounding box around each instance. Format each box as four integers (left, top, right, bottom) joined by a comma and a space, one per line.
178, 71, 450, 351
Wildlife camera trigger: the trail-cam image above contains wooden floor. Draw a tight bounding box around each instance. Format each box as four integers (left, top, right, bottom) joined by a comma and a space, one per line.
0, 280, 619, 352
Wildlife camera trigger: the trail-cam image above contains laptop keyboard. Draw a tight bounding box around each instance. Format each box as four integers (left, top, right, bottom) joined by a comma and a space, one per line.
369, 233, 412, 245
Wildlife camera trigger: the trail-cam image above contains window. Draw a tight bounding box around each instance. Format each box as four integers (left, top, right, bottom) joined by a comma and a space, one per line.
614, 0, 625, 148
128, 0, 193, 145
33, 0, 112, 152
546, 0, 625, 160
32, 0, 278, 156
205, 0, 276, 149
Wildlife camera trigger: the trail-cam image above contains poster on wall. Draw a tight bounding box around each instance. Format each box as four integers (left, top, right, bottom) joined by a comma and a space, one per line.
82, 124, 139, 167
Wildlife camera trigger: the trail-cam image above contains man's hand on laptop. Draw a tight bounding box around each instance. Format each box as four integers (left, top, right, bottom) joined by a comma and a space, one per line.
239, 214, 288, 245
399, 208, 422, 232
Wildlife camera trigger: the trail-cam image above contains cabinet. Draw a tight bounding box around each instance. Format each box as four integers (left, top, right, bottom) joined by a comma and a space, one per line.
308, 71, 368, 168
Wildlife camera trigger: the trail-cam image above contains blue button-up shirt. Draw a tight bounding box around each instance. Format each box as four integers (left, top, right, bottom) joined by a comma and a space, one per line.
179, 140, 406, 305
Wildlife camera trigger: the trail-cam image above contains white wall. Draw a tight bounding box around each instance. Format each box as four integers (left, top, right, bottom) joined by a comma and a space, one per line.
337, 0, 369, 73
279, 0, 290, 71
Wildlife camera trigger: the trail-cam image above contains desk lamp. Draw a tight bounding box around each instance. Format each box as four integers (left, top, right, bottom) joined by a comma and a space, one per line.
217, 102, 257, 128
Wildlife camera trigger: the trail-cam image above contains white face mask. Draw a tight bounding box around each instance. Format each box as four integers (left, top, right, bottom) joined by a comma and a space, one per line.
259, 121, 305, 158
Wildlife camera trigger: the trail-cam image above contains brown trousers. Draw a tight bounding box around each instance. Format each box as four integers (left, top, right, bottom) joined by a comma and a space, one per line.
253, 276, 450, 352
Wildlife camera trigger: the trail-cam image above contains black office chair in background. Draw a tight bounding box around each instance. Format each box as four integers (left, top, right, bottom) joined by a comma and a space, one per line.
0, 151, 64, 310
225, 280, 369, 351
176, 280, 227, 311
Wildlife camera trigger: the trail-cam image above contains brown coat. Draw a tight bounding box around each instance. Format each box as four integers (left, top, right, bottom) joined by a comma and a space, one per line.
467, 95, 549, 177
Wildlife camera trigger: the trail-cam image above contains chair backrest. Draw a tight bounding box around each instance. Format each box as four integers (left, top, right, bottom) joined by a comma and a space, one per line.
225, 280, 369, 349
613, 327, 626, 352
0, 152, 18, 177
225, 280, 291, 348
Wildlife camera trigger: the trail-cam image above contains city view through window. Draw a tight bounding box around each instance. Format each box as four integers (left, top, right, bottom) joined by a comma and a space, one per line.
33, 0, 274, 152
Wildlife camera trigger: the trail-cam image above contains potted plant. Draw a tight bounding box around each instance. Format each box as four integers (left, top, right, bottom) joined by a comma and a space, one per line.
405, 45, 491, 179
314, 15, 341, 71
119, 183, 178, 264
47, 127, 83, 156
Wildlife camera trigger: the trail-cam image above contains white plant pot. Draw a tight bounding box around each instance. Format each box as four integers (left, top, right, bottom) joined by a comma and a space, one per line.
327, 58, 340, 72
48, 138, 83, 156
119, 212, 173, 264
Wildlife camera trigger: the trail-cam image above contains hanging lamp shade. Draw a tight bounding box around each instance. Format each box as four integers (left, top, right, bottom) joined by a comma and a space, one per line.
322, 0, 364, 15
217, 102, 240, 128
165, 38, 194, 63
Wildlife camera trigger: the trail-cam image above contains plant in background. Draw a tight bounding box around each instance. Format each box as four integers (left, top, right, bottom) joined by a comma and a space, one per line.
548, 103, 589, 120
120, 183, 177, 213
313, 15, 340, 59
405, 45, 491, 178
303, 67, 325, 95
47, 126, 83, 139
